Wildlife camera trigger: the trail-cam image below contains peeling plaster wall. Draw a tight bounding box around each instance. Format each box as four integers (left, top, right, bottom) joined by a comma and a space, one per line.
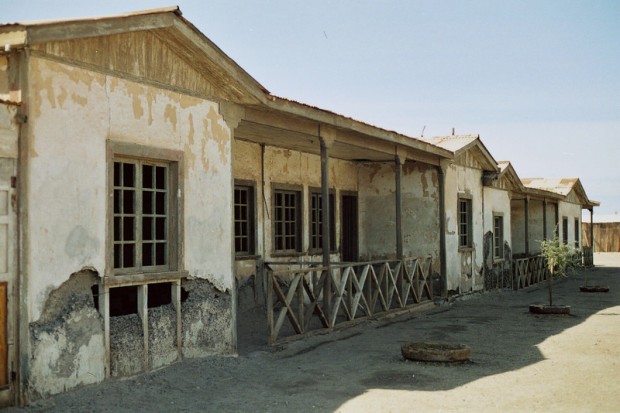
482, 187, 513, 289
25, 57, 235, 395
359, 163, 396, 259
511, 199, 526, 256
28, 271, 104, 399
559, 198, 582, 247
358, 161, 440, 273
233, 140, 359, 309
0, 103, 18, 158
444, 164, 484, 293
528, 199, 545, 254
27, 56, 233, 321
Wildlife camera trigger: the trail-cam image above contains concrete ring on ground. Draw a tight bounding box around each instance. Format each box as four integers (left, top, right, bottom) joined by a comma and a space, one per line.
579, 285, 610, 293
401, 341, 471, 362
529, 304, 571, 314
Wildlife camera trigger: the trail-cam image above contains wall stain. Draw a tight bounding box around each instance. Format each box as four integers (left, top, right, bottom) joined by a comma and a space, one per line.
71, 93, 87, 106
164, 104, 178, 132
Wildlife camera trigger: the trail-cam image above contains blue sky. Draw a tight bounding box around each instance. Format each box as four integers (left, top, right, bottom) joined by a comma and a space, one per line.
4, 1, 620, 213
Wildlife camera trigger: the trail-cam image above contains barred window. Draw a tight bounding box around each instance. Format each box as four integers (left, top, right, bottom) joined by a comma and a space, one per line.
458, 198, 472, 248
493, 215, 504, 259
574, 218, 580, 248
562, 217, 569, 245
273, 189, 301, 252
234, 185, 255, 256
310, 191, 335, 251
113, 160, 172, 272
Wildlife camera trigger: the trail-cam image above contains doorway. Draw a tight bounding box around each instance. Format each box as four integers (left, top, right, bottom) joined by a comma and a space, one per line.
341, 194, 358, 262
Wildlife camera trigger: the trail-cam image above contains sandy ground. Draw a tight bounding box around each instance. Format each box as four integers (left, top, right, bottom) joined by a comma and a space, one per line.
9, 253, 620, 412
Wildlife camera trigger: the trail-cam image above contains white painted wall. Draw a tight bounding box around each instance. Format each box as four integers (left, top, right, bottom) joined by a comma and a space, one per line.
559, 197, 582, 248
483, 187, 512, 258
444, 163, 484, 292
27, 57, 233, 322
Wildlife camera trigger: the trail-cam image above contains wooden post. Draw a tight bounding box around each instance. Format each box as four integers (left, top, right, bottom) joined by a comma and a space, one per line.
320, 135, 332, 323
137, 284, 149, 370
99, 284, 110, 378
171, 281, 182, 357
438, 160, 449, 297
524, 196, 530, 256
590, 208, 594, 252
395, 154, 404, 260
543, 199, 548, 241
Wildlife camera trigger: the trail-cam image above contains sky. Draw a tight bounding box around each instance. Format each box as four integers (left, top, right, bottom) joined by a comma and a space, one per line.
3, 1, 620, 214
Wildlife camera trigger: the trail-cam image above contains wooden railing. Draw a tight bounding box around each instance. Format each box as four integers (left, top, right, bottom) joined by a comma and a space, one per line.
266, 257, 433, 344
582, 247, 594, 267
512, 255, 548, 290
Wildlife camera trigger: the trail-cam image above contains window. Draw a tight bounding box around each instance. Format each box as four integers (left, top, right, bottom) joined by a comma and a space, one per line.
574, 218, 580, 248
273, 189, 302, 253
234, 184, 255, 256
562, 217, 569, 245
109, 142, 181, 276
493, 214, 504, 259
310, 191, 335, 251
458, 198, 472, 248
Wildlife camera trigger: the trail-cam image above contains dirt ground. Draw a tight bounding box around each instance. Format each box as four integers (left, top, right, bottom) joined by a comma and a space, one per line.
9, 253, 620, 412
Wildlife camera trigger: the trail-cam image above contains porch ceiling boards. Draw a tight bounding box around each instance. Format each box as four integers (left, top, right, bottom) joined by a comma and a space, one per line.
236, 105, 452, 165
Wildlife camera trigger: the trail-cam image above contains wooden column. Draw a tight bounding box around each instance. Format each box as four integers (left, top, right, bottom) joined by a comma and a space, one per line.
524, 196, 530, 256
438, 161, 449, 297
395, 153, 404, 260
590, 207, 595, 252
320, 134, 332, 322
137, 285, 149, 370
555, 202, 560, 237
543, 199, 548, 240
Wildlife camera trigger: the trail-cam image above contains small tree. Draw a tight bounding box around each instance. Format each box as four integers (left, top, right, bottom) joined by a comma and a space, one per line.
539, 236, 576, 306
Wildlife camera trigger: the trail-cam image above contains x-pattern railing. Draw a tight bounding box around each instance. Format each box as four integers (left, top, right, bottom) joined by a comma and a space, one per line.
267, 257, 433, 344
513, 255, 548, 290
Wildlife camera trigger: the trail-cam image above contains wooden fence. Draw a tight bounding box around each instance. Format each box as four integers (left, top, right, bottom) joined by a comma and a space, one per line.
266, 257, 433, 344
512, 255, 548, 289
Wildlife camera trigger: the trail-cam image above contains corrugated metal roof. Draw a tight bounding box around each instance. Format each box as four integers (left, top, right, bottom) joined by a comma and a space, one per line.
0, 6, 180, 27
420, 135, 479, 153
521, 177, 579, 196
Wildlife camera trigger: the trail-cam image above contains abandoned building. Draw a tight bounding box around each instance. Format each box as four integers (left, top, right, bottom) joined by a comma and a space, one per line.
0, 6, 600, 406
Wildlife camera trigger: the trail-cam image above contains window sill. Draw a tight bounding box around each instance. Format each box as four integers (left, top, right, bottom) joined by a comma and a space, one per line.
458, 247, 474, 253
103, 270, 189, 288
235, 254, 261, 261
493, 258, 505, 264
271, 251, 306, 258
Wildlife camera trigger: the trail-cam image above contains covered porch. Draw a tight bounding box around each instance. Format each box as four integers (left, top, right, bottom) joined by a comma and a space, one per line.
230, 99, 452, 344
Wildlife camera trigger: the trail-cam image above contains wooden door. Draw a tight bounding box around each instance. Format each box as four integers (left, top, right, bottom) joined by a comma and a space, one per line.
0, 157, 16, 406
341, 194, 358, 262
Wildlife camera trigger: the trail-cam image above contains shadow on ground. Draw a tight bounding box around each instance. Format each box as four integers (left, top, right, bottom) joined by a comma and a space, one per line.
11, 255, 620, 412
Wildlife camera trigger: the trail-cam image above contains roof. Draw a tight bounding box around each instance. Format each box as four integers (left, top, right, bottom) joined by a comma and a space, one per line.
0, 7, 453, 163
522, 177, 600, 208
421, 135, 499, 172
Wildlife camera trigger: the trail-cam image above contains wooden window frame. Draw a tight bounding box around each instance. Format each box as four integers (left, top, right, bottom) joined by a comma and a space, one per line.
493, 213, 504, 261
458, 196, 473, 250
106, 141, 184, 279
309, 188, 336, 253
234, 180, 256, 257
574, 217, 580, 249
562, 216, 569, 245
272, 185, 303, 255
